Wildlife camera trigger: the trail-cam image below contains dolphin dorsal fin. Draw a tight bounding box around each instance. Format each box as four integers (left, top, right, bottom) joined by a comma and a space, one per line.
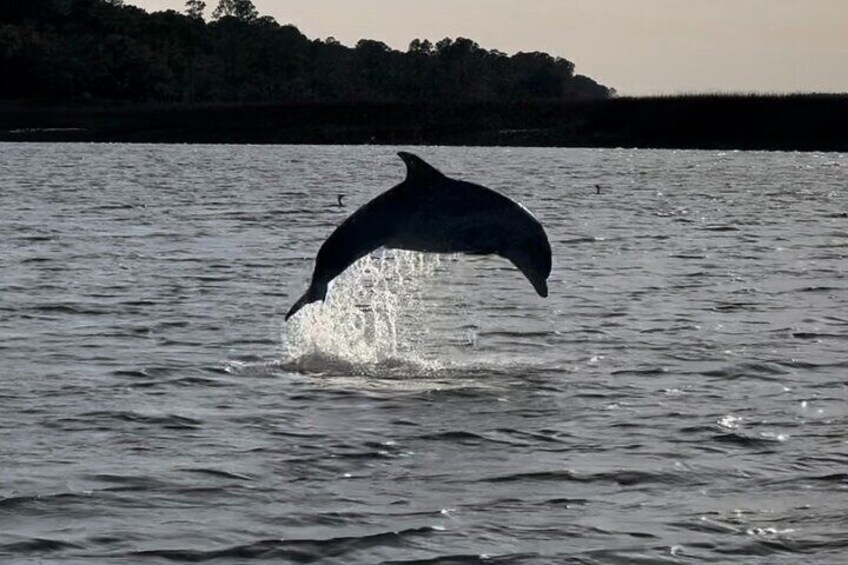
398, 152, 445, 185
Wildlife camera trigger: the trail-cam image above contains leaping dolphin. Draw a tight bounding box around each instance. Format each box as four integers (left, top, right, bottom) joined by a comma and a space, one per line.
285, 152, 552, 320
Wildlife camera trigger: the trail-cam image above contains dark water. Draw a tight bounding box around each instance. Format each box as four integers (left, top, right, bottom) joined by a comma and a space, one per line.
1, 144, 847, 564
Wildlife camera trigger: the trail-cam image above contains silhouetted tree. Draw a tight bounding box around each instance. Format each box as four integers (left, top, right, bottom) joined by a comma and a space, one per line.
185, 0, 206, 20
408, 39, 433, 55
212, 0, 257, 22
0, 0, 613, 103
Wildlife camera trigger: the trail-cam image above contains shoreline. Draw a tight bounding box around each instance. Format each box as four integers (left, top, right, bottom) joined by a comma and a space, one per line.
2, 95, 846, 152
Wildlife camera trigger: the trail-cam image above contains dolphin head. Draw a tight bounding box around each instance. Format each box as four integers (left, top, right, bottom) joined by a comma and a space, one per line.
502, 230, 552, 298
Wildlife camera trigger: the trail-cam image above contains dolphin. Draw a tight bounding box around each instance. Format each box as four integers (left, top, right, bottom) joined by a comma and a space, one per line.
285, 152, 551, 320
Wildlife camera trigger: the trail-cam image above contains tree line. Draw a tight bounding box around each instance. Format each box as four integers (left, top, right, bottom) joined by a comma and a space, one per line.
0, 0, 614, 104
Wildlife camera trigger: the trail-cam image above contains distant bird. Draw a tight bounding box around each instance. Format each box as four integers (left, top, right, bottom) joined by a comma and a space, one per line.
336, 194, 345, 207
286, 152, 552, 320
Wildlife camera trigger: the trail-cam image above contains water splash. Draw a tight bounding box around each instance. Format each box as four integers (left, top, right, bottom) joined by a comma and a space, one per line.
282, 250, 445, 375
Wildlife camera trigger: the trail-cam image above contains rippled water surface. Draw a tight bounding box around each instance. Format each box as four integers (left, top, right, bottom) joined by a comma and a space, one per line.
1, 143, 847, 564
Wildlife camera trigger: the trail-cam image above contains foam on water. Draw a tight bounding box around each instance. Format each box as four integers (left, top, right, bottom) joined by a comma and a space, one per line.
281, 250, 446, 376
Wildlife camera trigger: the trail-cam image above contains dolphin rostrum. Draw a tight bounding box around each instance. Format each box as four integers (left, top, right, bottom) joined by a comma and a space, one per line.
285, 152, 552, 320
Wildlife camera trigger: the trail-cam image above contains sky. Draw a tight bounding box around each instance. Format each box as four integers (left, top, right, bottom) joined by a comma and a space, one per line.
127, 0, 848, 96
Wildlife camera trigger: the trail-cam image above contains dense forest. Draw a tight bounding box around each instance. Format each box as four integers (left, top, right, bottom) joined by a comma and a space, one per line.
3, 0, 845, 151
0, 0, 613, 104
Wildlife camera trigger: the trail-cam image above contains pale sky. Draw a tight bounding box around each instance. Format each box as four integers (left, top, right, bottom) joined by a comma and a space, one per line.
128, 0, 848, 95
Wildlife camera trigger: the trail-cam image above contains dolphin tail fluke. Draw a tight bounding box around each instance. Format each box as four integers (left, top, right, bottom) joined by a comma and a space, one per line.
285, 284, 326, 321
